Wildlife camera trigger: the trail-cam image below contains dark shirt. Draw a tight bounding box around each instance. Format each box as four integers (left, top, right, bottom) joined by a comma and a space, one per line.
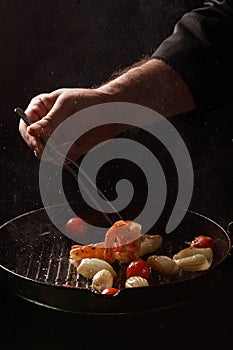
152, 0, 233, 110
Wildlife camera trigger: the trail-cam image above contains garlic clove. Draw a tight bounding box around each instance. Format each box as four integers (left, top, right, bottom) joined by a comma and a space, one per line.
77, 258, 116, 279
147, 255, 180, 275
91, 269, 113, 292
125, 276, 149, 288
139, 234, 163, 256
175, 253, 211, 271
173, 247, 213, 264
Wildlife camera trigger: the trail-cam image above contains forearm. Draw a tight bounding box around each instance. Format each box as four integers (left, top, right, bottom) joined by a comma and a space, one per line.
152, 1, 233, 110
97, 58, 195, 117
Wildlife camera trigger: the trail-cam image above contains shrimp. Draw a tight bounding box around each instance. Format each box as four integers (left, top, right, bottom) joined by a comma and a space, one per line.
70, 220, 142, 264
70, 242, 107, 263
104, 220, 142, 263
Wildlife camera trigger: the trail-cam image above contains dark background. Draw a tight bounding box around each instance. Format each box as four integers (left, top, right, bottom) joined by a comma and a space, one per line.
1, 1, 233, 348
1, 0, 232, 226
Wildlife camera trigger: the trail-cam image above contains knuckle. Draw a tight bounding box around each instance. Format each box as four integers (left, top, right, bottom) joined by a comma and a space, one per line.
54, 88, 68, 94
31, 93, 50, 108
30, 94, 45, 104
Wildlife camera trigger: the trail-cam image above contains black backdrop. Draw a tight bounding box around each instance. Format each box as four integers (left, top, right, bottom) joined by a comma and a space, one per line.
1, 0, 232, 228
1, 1, 233, 349
0, 0, 188, 222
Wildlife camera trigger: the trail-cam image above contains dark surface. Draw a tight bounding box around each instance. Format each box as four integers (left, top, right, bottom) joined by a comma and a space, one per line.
1, 1, 233, 348
1, 261, 233, 349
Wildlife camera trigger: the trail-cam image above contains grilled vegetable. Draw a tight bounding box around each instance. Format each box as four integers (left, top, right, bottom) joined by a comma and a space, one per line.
125, 276, 149, 288
147, 255, 180, 275
65, 217, 87, 239
174, 253, 211, 271
76, 258, 117, 279
126, 260, 151, 279
91, 269, 113, 292
173, 247, 213, 264
190, 235, 214, 249
102, 288, 119, 295
139, 234, 163, 256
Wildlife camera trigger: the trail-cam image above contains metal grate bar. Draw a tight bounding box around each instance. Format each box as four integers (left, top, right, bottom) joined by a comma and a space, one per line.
54, 241, 71, 286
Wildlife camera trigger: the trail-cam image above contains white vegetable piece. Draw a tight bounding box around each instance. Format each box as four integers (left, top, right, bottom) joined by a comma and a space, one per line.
91, 269, 113, 292
139, 234, 163, 256
147, 255, 180, 275
125, 276, 149, 288
173, 247, 213, 264
175, 253, 211, 271
77, 258, 117, 279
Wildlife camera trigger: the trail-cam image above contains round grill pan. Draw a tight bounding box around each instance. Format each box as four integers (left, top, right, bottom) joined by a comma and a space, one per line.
0, 205, 231, 314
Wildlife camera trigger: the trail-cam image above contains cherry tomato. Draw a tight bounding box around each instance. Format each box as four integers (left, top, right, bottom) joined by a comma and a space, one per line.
102, 288, 119, 295
65, 217, 87, 238
126, 259, 151, 280
190, 235, 214, 249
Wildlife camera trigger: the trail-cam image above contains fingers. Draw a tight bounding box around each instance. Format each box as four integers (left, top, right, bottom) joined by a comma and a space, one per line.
18, 87, 102, 162
18, 88, 76, 160
19, 118, 39, 149
27, 90, 78, 139
18, 92, 55, 158
19, 118, 44, 158
24, 89, 67, 125
24, 93, 52, 122
19, 90, 65, 154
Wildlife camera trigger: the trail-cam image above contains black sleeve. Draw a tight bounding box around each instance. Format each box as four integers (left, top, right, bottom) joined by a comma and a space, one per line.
152, 0, 233, 110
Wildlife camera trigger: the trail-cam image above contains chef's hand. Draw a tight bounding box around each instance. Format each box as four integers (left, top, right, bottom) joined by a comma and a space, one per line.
19, 58, 195, 160
19, 88, 113, 160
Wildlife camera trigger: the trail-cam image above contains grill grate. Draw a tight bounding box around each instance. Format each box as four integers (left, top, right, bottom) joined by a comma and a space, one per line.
14, 231, 82, 288
11, 226, 208, 291
14, 231, 127, 290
